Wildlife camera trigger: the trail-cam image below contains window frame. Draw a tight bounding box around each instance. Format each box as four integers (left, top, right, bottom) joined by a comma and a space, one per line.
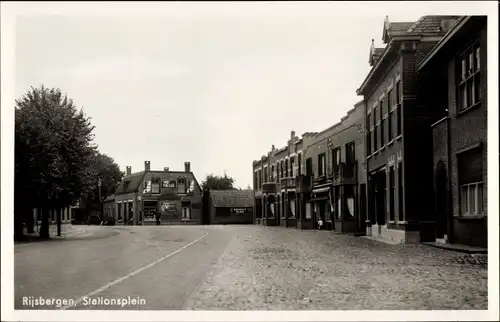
318, 153, 326, 177
456, 41, 481, 112
460, 181, 484, 216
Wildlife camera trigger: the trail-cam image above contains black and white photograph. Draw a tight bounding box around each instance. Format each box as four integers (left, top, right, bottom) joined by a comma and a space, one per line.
1, 1, 498, 321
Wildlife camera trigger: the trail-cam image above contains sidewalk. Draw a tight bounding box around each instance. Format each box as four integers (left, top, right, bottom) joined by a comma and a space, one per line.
20, 224, 85, 241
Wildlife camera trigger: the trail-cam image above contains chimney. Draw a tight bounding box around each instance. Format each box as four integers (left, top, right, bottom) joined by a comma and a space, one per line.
126, 166, 132, 176
144, 161, 151, 171
184, 162, 191, 173
164, 167, 169, 172
272, 144, 275, 152
291, 130, 296, 140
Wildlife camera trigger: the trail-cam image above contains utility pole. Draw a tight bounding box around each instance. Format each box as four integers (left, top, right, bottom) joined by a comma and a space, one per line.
98, 178, 103, 222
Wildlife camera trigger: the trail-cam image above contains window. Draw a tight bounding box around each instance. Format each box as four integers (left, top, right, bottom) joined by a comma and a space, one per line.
345, 142, 355, 164
151, 177, 160, 194
254, 172, 258, 190
457, 42, 481, 111
263, 167, 268, 183
277, 163, 281, 182
177, 177, 186, 194
461, 183, 484, 216
318, 153, 326, 177
389, 167, 395, 221
271, 165, 275, 182
306, 157, 313, 177
398, 163, 404, 220
374, 105, 379, 151
396, 81, 402, 136
280, 160, 284, 178
387, 89, 393, 141
367, 112, 372, 154
298, 154, 302, 176
290, 157, 295, 177
285, 159, 289, 177
380, 98, 385, 147
458, 147, 484, 216
332, 148, 341, 172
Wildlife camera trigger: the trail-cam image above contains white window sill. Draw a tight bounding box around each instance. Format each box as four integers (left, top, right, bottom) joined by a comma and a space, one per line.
456, 214, 486, 220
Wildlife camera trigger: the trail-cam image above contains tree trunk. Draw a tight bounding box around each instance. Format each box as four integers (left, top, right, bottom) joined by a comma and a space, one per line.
26, 207, 35, 234
14, 206, 25, 241
57, 207, 62, 236
39, 205, 50, 239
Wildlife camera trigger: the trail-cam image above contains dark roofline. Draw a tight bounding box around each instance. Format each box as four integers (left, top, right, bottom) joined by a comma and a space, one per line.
313, 101, 364, 138
417, 16, 470, 71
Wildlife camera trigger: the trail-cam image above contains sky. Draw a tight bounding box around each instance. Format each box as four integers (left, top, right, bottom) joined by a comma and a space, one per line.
12, 2, 494, 189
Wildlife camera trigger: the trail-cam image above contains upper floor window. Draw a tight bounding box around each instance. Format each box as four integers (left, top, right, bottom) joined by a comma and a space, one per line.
151, 177, 161, 194
345, 142, 355, 164
387, 89, 393, 141
379, 98, 385, 146
318, 153, 326, 177
271, 165, 275, 182
290, 157, 295, 177
306, 157, 313, 177
457, 42, 481, 112
177, 177, 186, 194
298, 153, 302, 176
332, 147, 341, 171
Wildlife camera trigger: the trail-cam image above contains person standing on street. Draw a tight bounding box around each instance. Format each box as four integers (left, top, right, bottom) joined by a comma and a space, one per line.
155, 211, 161, 226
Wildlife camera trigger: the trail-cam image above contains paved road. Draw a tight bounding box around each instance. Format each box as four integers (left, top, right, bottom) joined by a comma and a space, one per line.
15, 225, 488, 310
15, 225, 234, 310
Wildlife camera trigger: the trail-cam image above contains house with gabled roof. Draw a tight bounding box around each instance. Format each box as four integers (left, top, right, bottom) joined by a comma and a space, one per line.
113, 161, 203, 225
357, 15, 462, 244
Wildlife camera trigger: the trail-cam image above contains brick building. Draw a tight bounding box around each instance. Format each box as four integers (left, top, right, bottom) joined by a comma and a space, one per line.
356, 15, 461, 243
252, 100, 367, 234
113, 161, 203, 225
419, 16, 488, 248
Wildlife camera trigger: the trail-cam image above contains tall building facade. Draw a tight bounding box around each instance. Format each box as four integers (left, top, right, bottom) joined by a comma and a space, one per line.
419, 16, 488, 247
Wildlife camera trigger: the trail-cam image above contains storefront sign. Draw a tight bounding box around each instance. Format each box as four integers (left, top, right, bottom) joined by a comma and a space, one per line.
232, 208, 248, 214
162, 180, 176, 188
161, 201, 178, 213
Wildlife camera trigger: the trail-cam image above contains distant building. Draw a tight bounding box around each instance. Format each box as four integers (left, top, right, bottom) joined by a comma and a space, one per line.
252, 100, 367, 234
113, 161, 203, 225
204, 190, 254, 225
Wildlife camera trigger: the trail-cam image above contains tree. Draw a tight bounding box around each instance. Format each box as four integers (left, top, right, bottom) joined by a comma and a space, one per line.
81, 152, 124, 218
15, 86, 97, 240
201, 173, 236, 191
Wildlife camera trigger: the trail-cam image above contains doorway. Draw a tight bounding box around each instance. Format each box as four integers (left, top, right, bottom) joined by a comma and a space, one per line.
435, 161, 449, 239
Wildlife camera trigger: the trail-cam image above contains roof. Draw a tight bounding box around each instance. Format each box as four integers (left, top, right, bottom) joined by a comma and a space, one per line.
210, 190, 254, 208
115, 171, 146, 194
418, 16, 471, 70
358, 15, 462, 95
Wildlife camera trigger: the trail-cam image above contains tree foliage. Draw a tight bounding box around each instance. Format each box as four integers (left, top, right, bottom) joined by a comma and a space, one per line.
201, 173, 236, 191
15, 86, 99, 239
82, 152, 124, 208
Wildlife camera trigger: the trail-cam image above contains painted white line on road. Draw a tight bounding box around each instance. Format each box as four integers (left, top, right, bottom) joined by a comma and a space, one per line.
59, 231, 209, 310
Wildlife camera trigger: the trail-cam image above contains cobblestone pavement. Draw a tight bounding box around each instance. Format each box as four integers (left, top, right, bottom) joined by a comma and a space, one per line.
184, 226, 487, 310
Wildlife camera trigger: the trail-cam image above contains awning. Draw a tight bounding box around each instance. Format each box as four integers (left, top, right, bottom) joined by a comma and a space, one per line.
312, 187, 330, 194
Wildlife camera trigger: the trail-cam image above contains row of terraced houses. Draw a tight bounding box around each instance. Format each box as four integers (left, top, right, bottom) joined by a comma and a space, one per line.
251, 15, 488, 248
